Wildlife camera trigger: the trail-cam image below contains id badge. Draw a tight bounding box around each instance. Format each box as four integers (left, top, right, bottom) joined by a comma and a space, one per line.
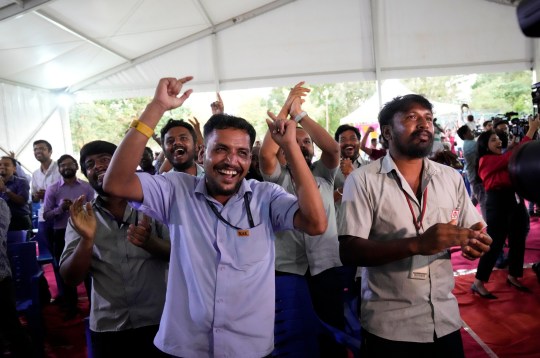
409, 255, 429, 280
237, 229, 250, 237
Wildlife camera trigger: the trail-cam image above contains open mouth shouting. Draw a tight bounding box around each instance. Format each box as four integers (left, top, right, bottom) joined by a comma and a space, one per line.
215, 166, 241, 183
343, 145, 356, 157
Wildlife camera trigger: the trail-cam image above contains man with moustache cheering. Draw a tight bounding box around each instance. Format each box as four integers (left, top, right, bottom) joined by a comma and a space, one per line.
102, 76, 326, 357
338, 94, 493, 357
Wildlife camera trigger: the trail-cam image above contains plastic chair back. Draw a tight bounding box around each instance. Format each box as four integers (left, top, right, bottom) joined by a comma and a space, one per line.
7, 230, 27, 244
273, 274, 361, 357
7, 241, 45, 356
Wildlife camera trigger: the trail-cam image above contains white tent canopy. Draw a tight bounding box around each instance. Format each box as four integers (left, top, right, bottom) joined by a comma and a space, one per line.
0, 0, 538, 172
339, 79, 461, 125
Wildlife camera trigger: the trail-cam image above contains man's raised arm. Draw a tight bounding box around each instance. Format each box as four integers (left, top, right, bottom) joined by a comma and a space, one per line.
103, 77, 193, 201
266, 112, 327, 236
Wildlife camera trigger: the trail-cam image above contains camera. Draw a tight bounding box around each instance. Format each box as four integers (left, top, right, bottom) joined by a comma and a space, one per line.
532, 82, 540, 116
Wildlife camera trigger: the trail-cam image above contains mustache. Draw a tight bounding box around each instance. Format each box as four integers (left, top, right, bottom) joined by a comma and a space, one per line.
411, 130, 433, 140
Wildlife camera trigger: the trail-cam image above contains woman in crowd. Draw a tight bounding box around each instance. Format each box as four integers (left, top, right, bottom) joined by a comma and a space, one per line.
471, 115, 540, 298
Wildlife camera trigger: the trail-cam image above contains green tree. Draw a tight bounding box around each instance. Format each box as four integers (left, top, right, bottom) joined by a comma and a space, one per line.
403, 75, 469, 103
263, 81, 375, 136
70, 97, 193, 153
469, 71, 533, 115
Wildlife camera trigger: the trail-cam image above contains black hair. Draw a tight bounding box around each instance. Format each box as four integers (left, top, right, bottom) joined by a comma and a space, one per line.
476, 130, 496, 159
378, 94, 433, 128
57, 154, 78, 166
33, 139, 52, 151
0, 156, 17, 167
79, 140, 117, 177
456, 125, 471, 140
160, 119, 197, 146
483, 120, 492, 128
144, 147, 153, 156
203, 114, 256, 147
334, 124, 360, 142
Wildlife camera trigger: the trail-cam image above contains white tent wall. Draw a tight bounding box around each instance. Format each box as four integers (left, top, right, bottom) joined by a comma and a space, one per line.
0, 83, 72, 174
75, 0, 538, 99
0, 0, 539, 162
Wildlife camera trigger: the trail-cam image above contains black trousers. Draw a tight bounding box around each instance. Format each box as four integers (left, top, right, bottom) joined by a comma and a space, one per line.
0, 277, 35, 357
53, 228, 78, 311
360, 329, 464, 358
90, 325, 170, 358
476, 189, 529, 282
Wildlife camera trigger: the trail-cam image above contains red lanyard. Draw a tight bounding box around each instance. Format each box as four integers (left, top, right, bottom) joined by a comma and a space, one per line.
402, 187, 428, 235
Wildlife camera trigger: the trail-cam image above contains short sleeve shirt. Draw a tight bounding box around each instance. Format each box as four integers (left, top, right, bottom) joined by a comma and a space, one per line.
60, 197, 170, 333
262, 160, 341, 276
132, 172, 299, 358
338, 154, 484, 342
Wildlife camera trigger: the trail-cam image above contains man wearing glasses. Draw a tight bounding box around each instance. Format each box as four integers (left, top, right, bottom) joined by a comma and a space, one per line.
43, 154, 94, 320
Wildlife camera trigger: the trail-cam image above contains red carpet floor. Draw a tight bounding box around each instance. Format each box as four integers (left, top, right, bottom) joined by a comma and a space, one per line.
41, 264, 89, 358
454, 215, 540, 358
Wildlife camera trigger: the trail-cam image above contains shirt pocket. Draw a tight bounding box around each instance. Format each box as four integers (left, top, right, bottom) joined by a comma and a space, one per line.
232, 223, 271, 269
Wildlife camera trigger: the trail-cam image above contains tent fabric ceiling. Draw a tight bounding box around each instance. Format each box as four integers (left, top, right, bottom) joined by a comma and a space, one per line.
0, 0, 536, 101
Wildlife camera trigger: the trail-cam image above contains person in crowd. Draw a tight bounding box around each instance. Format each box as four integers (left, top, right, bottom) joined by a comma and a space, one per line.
333, 124, 367, 206
101, 76, 326, 357
245, 143, 263, 181
158, 119, 204, 176
0, 157, 31, 232
138, 147, 156, 175
31, 140, 62, 279
7, 151, 31, 184
457, 125, 486, 218
60, 141, 171, 357
260, 82, 345, 357
338, 94, 492, 357
483, 120, 493, 132
360, 126, 387, 161
0, 198, 35, 357
493, 118, 515, 151
43, 154, 95, 320
466, 114, 477, 132
370, 137, 378, 150
472, 116, 540, 298
430, 118, 445, 155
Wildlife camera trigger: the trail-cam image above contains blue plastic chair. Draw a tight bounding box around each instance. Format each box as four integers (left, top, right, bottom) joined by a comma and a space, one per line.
7, 241, 45, 357
273, 274, 361, 357
7, 230, 27, 244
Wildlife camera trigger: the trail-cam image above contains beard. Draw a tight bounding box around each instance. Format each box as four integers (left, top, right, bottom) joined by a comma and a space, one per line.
394, 129, 434, 158
61, 170, 76, 179
301, 148, 313, 168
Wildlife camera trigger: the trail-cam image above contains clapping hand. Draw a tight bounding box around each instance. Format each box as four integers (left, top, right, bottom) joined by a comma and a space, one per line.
69, 195, 96, 242
127, 214, 152, 249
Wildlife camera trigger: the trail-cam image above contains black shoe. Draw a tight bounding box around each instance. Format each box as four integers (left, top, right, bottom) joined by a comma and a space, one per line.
506, 278, 531, 292
471, 284, 498, 299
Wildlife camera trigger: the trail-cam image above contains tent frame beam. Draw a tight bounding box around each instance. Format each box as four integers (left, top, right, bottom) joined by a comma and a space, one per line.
67, 0, 296, 94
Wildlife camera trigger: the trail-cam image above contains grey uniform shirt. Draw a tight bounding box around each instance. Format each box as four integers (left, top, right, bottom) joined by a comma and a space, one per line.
338, 154, 484, 342
262, 160, 341, 276
60, 196, 170, 332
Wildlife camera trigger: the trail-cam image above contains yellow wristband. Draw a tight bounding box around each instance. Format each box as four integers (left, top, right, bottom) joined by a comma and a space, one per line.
129, 120, 154, 139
